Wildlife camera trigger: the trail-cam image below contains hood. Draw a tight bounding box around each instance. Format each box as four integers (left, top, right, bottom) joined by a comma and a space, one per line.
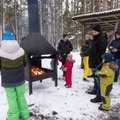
1, 40, 20, 53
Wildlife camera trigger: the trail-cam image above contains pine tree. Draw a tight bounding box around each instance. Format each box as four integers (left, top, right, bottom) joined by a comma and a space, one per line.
63, 0, 72, 34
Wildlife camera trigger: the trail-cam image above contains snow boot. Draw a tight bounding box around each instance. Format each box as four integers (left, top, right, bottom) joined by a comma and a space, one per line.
86, 90, 96, 95
65, 86, 71, 88
98, 105, 109, 111
90, 96, 102, 103
83, 78, 89, 82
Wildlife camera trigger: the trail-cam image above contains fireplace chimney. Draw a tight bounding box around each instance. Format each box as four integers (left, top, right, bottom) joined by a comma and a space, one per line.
28, 0, 40, 33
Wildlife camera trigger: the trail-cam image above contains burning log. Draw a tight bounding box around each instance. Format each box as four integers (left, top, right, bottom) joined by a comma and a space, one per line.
32, 66, 45, 76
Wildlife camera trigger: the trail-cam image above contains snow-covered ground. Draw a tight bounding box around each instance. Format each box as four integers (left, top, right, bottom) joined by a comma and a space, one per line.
0, 52, 120, 120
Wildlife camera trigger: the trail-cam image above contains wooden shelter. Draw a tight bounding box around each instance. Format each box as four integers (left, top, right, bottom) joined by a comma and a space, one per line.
72, 9, 120, 41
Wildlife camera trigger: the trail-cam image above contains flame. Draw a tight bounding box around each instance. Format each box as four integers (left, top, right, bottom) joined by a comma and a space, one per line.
32, 66, 45, 75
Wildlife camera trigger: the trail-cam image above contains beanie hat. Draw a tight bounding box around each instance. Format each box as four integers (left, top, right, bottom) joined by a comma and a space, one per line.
92, 24, 101, 33
115, 31, 120, 35
63, 34, 68, 38
2, 31, 15, 40
102, 53, 114, 63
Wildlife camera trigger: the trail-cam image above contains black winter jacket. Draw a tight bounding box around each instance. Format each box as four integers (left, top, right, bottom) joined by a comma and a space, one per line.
89, 34, 108, 69
80, 40, 92, 57
58, 40, 73, 56
109, 39, 120, 59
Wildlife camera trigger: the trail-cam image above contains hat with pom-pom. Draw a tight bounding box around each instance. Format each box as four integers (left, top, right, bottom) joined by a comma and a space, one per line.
2, 31, 15, 40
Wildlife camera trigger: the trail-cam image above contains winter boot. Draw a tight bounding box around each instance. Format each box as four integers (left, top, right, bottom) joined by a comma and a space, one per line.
83, 78, 89, 82
65, 86, 71, 88
98, 105, 109, 111
90, 96, 102, 103
86, 90, 96, 95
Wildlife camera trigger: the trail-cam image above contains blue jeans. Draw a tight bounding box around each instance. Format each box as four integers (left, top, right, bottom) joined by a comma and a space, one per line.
114, 58, 120, 82
92, 69, 100, 97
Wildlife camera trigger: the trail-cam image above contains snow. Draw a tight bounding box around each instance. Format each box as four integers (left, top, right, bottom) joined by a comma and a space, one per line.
72, 8, 120, 19
0, 52, 120, 120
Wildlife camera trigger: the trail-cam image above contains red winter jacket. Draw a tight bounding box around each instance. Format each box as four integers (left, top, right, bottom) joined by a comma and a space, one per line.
64, 60, 74, 86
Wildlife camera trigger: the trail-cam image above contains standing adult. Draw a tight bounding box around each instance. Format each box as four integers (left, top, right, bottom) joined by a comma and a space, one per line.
88, 24, 108, 103
58, 34, 73, 76
109, 31, 120, 82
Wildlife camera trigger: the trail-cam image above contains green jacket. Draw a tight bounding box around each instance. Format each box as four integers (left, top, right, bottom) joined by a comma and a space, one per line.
0, 40, 28, 87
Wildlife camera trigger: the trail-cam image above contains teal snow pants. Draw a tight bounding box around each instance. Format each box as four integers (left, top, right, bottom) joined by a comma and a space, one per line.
5, 84, 29, 120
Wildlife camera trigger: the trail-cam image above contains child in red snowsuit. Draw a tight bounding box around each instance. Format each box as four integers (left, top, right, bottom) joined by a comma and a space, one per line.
63, 54, 74, 88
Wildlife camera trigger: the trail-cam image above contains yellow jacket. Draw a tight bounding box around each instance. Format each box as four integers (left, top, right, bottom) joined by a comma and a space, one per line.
97, 63, 114, 85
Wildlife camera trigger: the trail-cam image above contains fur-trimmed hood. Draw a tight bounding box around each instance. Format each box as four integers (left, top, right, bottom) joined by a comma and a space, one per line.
0, 40, 24, 60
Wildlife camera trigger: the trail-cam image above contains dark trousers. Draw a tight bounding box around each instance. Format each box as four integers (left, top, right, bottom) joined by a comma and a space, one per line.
114, 58, 120, 82
61, 54, 67, 77
92, 69, 101, 97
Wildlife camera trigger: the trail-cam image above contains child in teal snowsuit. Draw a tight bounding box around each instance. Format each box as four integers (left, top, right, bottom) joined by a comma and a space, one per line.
0, 31, 29, 120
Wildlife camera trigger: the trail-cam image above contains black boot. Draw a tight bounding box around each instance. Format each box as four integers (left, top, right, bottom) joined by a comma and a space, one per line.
90, 96, 102, 103
86, 90, 96, 95
88, 75, 94, 78
98, 105, 109, 111
83, 78, 89, 82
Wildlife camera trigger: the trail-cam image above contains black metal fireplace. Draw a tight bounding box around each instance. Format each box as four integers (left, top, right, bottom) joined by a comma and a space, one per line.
21, 0, 58, 95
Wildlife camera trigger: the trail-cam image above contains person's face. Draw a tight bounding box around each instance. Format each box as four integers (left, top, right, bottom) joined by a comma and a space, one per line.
64, 36, 69, 41
85, 35, 90, 41
92, 30, 100, 36
67, 54, 72, 61
116, 34, 120, 39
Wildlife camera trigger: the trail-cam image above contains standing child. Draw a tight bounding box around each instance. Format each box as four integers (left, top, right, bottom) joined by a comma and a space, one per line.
96, 53, 118, 111
0, 31, 30, 120
63, 54, 74, 88
80, 34, 92, 81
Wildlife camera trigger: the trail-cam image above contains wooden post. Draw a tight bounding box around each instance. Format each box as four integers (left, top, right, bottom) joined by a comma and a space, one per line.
81, 24, 85, 69
108, 22, 119, 43
54, 56, 58, 87
27, 60, 33, 95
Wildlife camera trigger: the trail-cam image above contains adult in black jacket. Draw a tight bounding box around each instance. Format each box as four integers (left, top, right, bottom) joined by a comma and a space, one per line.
58, 34, 73, 77
89, 33, 108, 69
58, 34, 73, 65
88, 24, 108, 103
109, 31, 120, 82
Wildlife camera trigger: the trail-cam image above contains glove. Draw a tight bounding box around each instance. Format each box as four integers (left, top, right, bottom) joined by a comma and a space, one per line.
60, 66, 64, 70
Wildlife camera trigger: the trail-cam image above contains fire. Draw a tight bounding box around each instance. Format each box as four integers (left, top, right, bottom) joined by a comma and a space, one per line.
32, 66, 45, 75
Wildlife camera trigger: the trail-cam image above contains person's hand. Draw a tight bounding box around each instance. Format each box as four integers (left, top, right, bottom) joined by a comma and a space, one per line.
98, 74, 107, 78
109, 46, 113, 50
60, 66, 64, 70
63, 67, 67, 71
111, 48, 118, 52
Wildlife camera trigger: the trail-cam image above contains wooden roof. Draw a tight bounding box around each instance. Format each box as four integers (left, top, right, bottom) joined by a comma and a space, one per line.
72, 9, 120, 32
